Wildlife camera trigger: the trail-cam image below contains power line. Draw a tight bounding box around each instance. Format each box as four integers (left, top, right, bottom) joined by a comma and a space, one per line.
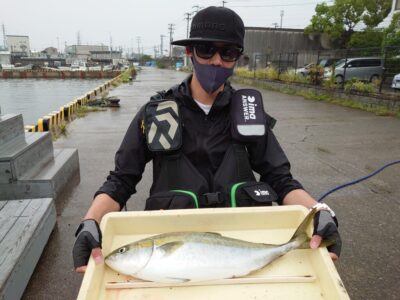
192, 5, 203, 13
228, 1, 331, 8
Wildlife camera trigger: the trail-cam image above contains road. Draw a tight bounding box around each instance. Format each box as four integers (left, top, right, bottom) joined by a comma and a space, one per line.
23, 67, 400, 299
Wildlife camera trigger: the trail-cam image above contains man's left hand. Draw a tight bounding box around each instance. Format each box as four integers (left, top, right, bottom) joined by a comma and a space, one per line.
310, 204, 342, 261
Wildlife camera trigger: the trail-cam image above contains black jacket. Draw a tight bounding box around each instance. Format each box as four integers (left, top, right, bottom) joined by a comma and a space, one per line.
95, 75, 303, 208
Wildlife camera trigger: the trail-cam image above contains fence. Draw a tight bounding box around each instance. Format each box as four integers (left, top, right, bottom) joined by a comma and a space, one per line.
244, 46, 400, 92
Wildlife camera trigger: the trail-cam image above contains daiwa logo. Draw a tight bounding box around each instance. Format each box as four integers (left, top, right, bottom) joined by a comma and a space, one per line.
254, 189, 270, 196
242, 95, 257, 121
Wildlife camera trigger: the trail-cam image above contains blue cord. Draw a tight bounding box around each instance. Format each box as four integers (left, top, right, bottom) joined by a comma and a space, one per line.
318, 160, 400, 202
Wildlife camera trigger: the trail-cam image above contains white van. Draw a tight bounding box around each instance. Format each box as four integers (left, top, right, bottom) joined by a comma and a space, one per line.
324, 57, 383, 83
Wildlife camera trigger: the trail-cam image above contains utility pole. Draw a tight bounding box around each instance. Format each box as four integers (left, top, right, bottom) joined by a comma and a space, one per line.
280, 10, 284, 28
131, 38, 134, 59
183, 12, 193, 67
168, 23, 175, 59
77, 31, 81, 45
136, 36, 141, 60
109, 35, 113, 64
2, 24, 7, 50
154, 46, 158, 59
184, 13, 192, 39
222, 1, 227, 7
160, 34, 166, 58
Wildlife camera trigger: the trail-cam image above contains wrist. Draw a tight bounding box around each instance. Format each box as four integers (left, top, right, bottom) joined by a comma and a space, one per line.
312, 203, 336, 218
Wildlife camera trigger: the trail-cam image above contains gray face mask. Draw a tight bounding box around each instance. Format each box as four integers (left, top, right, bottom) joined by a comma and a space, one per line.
191, 57, 234, 94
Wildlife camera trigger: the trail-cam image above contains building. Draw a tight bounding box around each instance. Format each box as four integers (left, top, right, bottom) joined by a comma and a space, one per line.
42, 47, 59, 58
243, 27, 328, 69
394, 0, 400, 11
11, 56, 65, 67
0, 51, 11, 66
90, 50, 122, 63
65, 45, 109, 64
6, 35, 30, 56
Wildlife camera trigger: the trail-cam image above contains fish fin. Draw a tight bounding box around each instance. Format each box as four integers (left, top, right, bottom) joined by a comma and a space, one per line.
166, 277, 190, 283
158, 241, 184, 256
205, 232, 222, 236
288, 207, 320, 249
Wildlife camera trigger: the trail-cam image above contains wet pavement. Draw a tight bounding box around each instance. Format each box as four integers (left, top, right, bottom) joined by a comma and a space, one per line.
22, 67, 400, 299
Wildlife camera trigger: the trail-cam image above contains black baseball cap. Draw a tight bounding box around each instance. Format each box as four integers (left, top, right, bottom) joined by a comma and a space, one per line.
172, 6, 245, 48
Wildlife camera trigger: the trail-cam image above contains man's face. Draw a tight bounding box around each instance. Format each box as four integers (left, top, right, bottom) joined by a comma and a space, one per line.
186, 43, 242, 68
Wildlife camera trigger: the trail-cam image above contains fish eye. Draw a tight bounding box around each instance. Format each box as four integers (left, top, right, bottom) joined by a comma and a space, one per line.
118, 247, 127, 253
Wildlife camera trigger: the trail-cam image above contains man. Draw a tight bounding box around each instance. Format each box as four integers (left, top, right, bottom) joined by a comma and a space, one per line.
73, 6, 341, 273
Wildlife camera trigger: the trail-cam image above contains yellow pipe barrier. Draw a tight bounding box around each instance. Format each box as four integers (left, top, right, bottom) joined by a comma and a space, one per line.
59, 107, 64, 121
48, 113, 57, 128
42, 116, 51, 131
30, 73, 119, 135
24, 125, 35, 132
38, 118, 44, 132
52, 111, 60, 126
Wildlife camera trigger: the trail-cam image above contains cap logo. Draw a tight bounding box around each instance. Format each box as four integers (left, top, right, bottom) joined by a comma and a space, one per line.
191, 22, 225, 31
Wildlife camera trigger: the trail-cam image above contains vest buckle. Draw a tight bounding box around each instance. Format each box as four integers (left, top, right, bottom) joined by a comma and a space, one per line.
202, 192, 224, 206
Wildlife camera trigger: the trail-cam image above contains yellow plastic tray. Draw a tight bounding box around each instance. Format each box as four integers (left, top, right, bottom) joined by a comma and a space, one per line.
77, 205, 349, 300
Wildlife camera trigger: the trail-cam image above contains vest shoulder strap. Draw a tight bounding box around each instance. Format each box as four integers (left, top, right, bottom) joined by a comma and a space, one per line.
150, 84, 179, 102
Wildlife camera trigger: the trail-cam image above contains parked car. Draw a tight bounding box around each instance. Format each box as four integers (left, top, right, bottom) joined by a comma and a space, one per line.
392, 73, 400, 90
295, 63, 315, 76
318, 58, 337, 69
324, 57, 383, 84
296, 59, 338, 76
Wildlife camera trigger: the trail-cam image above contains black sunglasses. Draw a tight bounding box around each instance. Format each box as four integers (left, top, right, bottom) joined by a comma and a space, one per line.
193, 44, 243, 62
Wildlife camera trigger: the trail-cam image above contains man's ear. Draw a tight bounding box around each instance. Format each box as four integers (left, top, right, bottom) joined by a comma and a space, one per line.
185, 46, 192, 56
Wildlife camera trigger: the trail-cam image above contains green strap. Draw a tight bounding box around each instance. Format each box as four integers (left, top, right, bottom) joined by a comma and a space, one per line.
172, 190, 199, 208
230, 182, 246, 207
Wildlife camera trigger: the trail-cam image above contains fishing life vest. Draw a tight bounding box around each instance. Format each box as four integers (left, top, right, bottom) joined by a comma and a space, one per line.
143, 88, 278, 210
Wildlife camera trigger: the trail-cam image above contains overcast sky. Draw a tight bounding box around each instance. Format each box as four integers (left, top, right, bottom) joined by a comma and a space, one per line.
1, 0, 333, 55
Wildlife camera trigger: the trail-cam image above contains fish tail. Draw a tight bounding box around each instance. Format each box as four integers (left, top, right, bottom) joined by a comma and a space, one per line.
288, 207, 320, 249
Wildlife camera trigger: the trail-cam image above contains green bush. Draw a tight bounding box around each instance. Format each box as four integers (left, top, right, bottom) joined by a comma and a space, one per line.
280, 69, 309, 84
156, 61, 167, 69
234, 67, 255, 78
234, 67, 280, 80
344, 79, 376, 93
264, 67, 279, 80
308, 65, 324, 85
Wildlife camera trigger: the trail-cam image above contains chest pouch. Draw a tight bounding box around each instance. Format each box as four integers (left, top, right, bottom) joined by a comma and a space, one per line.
144, 99, 182, 152
230, 89, 267, 142
230, 181, 278, 207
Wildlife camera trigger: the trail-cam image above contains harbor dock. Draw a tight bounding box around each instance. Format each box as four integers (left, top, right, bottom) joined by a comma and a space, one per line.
1, 67, 398, 299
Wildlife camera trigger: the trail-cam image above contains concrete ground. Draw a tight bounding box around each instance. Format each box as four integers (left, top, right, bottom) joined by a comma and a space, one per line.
23, 67, 400, 300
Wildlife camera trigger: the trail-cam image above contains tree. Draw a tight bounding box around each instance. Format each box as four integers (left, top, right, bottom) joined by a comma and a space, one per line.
382, 12, 400, 48
141, 54, 152, 61
305, 0, 392, 48
363, 0, 392, 27
347, 29, 384, 48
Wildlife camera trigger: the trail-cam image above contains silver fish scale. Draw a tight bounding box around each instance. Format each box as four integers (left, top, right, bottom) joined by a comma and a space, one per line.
134, 233, 291, 282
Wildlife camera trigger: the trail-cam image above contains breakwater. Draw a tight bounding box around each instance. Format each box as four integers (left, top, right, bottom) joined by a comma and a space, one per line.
0, 69, 121, 79
23, 69, 132, 132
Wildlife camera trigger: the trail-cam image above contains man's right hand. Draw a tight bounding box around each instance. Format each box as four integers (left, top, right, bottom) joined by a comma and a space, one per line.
72, 219, 103, 272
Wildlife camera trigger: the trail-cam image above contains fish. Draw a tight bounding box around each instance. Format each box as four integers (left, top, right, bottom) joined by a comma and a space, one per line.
105, 207, 332, 283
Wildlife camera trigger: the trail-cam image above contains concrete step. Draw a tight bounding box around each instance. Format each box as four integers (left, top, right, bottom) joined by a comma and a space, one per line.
0, 114, 25, 146
0, 132, 54, 183
0, 148, 80, 201
0, 198, 56, 300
